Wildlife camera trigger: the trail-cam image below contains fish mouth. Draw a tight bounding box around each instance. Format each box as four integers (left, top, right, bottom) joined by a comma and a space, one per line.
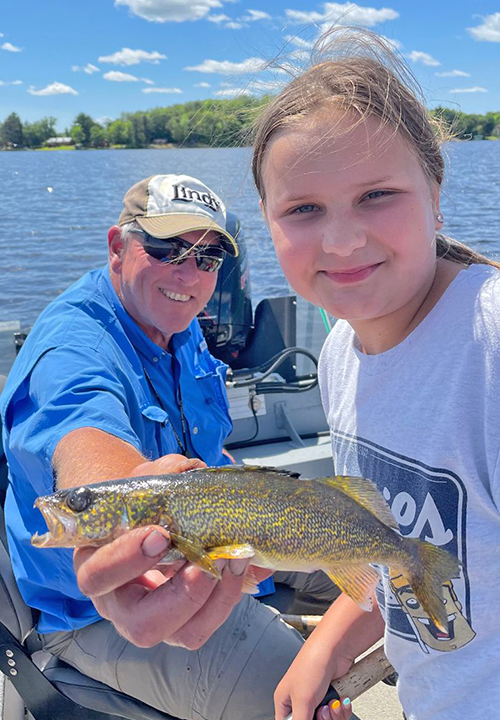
31, 498, 78, 548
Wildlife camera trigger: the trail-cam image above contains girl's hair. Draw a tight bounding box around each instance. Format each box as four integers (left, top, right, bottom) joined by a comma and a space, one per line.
252, 26, 500, 269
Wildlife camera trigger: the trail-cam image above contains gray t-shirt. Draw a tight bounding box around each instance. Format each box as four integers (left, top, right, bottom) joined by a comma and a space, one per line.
318, 264, 500, 720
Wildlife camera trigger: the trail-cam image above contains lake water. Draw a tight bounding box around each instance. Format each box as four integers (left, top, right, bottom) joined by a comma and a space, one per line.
1, 142, 500, 327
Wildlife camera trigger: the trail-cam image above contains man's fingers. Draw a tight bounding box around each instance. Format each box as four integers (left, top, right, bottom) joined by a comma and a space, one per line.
132, 455, 207, 478
102, 562, 221, 647
74, 526, 171, 597
167, 559, 250, 649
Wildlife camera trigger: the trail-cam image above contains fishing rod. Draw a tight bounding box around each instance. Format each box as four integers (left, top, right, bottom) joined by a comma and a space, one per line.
281, 615, 396, 720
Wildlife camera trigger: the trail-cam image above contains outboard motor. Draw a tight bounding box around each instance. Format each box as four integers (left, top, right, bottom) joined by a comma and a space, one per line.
198, 211, 253, 365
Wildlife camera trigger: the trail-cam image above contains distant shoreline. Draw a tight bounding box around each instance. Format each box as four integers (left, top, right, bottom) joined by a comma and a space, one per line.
0, 143, 245, 152
2, 137, 498, 153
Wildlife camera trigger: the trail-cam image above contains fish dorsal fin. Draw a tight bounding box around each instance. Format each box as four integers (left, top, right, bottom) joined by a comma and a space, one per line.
203, 465, 301, 479
316, 475, 399, 530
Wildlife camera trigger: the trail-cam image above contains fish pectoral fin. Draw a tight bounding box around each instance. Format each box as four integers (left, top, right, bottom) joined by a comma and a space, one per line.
169, 533, 221, 580
241, 568, 261, 595
207, 545, 261, 594
157, 547, 186, 565
325, 565, 380, 612
207, 544, 256, 560
316, 476, 399, 531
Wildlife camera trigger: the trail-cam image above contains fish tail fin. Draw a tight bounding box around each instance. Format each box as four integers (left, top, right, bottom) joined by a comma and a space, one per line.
397, 540, 460, 633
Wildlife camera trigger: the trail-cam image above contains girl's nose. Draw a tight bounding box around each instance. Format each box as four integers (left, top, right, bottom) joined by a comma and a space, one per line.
321, 216, 367, 257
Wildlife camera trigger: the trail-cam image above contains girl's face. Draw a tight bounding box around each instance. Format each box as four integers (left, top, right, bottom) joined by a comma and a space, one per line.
261, 113, 442, 346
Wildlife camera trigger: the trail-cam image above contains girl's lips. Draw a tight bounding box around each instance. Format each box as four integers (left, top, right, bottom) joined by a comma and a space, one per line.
325, 263, 382, 284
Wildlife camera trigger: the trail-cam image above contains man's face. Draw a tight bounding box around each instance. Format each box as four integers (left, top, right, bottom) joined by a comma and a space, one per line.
108, 227, 220, 348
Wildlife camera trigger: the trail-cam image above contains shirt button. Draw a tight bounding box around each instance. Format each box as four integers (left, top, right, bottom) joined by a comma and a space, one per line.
193, 427, 198, 435
152, 356, 159, 362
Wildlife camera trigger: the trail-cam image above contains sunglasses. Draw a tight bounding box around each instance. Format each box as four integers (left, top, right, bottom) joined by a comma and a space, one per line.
134, 230, 227, 273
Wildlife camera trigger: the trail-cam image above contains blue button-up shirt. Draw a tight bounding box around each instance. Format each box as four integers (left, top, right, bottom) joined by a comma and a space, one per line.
0, 266, 241, 632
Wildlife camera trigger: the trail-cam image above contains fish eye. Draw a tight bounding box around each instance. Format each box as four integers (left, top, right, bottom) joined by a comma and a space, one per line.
66, 487, 93, 513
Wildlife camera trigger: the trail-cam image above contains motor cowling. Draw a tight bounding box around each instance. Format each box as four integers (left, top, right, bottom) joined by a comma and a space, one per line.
198, 211, 253, 366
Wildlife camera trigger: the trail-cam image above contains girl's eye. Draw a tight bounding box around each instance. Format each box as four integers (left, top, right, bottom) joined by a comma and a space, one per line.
362, 190, 392, 201
291, 204, 318, 214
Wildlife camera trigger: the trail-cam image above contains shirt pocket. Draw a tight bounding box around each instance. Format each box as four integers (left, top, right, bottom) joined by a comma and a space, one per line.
140, 405, 182, 457
195, 371, 232, 429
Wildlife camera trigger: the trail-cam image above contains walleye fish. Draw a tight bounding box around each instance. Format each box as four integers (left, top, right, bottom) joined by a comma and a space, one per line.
32, 466, 459, 631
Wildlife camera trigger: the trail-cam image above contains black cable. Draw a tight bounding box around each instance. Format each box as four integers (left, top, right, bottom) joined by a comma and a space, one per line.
230, 347, 318, 388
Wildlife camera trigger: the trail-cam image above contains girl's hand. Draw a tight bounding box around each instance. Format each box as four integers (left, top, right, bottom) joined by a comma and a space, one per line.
274, 639, 354, 720
316, 697, 352, 720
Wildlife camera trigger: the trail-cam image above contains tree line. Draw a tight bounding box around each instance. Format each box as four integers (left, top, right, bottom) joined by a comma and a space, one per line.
0, 98, 268, 150
1, 101, 500, 150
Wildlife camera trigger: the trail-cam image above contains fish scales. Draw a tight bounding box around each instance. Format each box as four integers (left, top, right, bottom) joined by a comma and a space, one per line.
116, 472, 396, 566
31, 466, 460, 632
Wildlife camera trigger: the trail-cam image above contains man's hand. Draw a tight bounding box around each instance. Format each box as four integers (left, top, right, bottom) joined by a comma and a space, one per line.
55, 428, 272, 649
74, 525, 261, 650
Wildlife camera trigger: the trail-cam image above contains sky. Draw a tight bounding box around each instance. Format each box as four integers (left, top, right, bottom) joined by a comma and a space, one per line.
1, 0, 499, 131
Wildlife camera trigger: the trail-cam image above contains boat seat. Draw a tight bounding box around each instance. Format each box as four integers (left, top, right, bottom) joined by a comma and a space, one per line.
0, 411, 181, 720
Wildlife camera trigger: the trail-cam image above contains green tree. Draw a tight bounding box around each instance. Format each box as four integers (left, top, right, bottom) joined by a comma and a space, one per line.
70, 124, 85, 146
130, 115, 147, 148
1, 112, 24, 146
23, 117, 57, 147
108, 119, 133, 146
90, 125, 108, 148
72, 113, 96, 146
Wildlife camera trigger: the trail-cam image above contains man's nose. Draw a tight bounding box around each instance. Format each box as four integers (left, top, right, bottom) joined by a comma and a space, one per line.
321, 215, 367, 257
174, 256, 200, 283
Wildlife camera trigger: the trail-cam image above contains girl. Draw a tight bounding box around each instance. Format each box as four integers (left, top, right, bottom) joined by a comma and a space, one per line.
252, 27, 500, 720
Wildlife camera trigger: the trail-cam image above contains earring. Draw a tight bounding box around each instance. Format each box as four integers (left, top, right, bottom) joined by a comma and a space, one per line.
436, 212, 444, 224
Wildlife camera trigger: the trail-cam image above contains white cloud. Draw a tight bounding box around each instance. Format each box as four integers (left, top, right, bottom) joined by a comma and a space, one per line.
284, 35, 315, 49
285, 2, 398, 27
12, 79, 23, 85
379, 35, 401, 50
207, 13, 230, 23
246, 78, 288, 93
0, 79, 23, 86
28, 82, 78, 96
435, 70, 470, 78
215, 87, 254, 97
195, 82, 211, 87
96, 116, 113, 125
2, 42, 22, 52
449, 86, 487, 94
72, 63, 100, 74
241, 9, 271, 22
142, 87, 182, 93
115, 0, 228, 23
98, 47, 167, 65
225, 21, 244, 29
0, 33, 3, 37
407, 50, 440, 67
185, 57, 267, 74
468, 12, 500, 42
103, 70, 141, 82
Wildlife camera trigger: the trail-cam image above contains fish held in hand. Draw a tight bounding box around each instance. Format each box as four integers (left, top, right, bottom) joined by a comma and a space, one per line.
31, 466, 459, 631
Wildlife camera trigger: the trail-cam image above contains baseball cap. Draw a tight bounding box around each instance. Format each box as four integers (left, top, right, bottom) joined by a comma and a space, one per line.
118, 174, 238, 257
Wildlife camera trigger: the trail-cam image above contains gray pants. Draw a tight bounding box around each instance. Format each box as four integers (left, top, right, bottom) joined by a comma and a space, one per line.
41, 572, 342, 720
41, 573, 355, 720
42, 595, 301, 720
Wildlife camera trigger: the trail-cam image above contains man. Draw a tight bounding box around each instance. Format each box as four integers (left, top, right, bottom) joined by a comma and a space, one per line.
0, 174, 305, 720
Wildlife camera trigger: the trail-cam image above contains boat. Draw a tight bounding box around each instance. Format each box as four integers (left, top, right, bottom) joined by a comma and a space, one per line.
0, 213, 401, 720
